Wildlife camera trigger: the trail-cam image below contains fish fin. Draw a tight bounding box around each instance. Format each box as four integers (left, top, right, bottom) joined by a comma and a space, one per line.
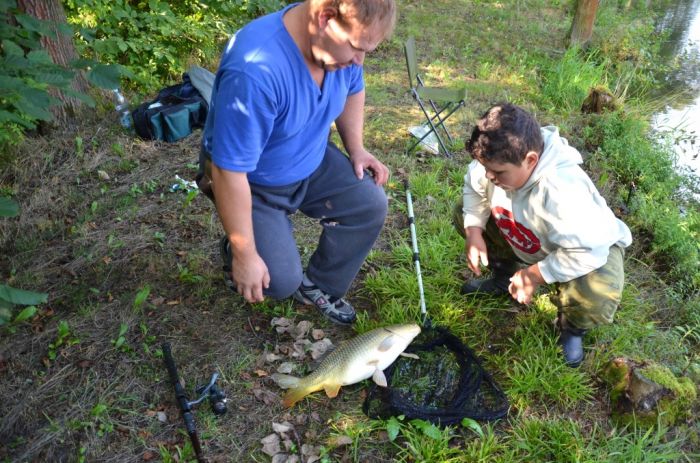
323, 383, 342, 398
282, 387, 311, 408
372, 368, 388, 387
400, 352, 420, 360
271, 373, 300, 389
377, 334, 397, 352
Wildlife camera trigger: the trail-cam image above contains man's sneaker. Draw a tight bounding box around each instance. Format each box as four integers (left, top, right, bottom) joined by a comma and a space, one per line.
293, 283, 356, 325
220, 236, 236, 293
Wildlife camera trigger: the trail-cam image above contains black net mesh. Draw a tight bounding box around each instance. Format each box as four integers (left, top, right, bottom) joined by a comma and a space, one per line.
363, 325, 509, 426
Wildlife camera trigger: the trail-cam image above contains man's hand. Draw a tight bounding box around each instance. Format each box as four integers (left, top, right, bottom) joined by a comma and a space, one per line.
211, 167, 270, 303
465, 227, 488, 276
349, 148, 389, 186
508, 264, 544, 305
230, 250, 270, 303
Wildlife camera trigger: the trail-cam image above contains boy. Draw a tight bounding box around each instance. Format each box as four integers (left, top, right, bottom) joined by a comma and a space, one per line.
459, 103, 632, 367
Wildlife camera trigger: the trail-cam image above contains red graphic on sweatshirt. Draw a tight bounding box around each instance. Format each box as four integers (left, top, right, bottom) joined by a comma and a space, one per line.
492, 206, 541, 254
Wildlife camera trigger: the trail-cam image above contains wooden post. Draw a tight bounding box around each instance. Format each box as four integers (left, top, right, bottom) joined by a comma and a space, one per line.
569, 0, 600, 48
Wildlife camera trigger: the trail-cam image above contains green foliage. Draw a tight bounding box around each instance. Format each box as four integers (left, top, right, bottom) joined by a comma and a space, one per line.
537, 46, 607, 113
585, 111, 700, 290
48, 320, 80, 361
65, 0, 289, 92
0, 0, 125, 152
0, 196, 48, 327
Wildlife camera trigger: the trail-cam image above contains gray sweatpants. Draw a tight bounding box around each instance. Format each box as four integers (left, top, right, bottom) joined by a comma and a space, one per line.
201, 143, 388, 299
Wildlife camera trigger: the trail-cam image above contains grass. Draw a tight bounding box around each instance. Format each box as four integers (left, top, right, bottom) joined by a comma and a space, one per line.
1, 0, 699, 462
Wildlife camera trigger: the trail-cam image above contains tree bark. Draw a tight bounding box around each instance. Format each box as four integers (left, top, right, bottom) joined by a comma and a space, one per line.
569, 0, 600, 48
17, 0, 89, 122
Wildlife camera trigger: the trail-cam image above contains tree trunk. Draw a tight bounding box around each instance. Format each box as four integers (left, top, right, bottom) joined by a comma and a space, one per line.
569, 0, 600, 48
17, 0, 89, 122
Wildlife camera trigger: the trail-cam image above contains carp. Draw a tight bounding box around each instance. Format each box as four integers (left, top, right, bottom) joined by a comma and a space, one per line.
271, 324, 421, 407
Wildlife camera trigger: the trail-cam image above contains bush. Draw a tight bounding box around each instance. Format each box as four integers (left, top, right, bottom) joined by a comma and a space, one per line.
65, 0, 289, 93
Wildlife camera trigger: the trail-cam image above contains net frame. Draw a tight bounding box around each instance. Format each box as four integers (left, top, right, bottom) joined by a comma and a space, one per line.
363, 182, 509, 425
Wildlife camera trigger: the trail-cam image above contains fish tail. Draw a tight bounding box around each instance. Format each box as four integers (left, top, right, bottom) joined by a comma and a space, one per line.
282, 385, 317, 408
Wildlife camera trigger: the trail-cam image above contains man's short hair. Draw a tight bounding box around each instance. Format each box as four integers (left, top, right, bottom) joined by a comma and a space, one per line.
313, 0, 397, 37
466, 103, 544, 165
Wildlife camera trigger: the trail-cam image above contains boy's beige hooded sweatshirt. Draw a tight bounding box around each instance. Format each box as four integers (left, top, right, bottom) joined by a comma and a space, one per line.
462, 126, 632, 283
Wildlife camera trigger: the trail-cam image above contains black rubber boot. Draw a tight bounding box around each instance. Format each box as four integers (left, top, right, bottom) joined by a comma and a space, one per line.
557, 317, 586, 368
460, 258, 517, 296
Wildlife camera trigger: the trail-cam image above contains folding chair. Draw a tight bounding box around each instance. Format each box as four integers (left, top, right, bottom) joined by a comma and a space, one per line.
404, 36, 467, 157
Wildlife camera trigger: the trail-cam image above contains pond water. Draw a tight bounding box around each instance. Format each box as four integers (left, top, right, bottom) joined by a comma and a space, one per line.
652, 0, 700, 177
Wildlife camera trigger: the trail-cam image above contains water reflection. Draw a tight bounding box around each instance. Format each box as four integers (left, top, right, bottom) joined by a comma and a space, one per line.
653, 0, 700, 175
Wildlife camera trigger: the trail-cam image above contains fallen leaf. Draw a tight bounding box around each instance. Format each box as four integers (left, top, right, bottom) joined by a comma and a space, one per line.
292, 340, 311, 358
310, 339, 333, 360
276, 362, 295, 374
166, 300, 180, 306
311, 329, 325, 340
75, 359, 92, 369
102, 256, 112, 265
265, 353, 284, 363
97, 170, 110, 180
151, 297, 165, 306
272, 421, 294, 434
302, 444, 322, 463
328, 435, 353, 447
254, 369, 269, 377
156, 411, 167, 423
271, 454, 289, 463
253, 388, 279, 405
293, 320, 313, 339
142, 450, 156, 461
260, 433, 281, 456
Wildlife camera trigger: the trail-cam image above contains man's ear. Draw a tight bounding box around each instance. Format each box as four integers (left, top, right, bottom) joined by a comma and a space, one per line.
318, 6, 338, 29
524, 151, 539, 169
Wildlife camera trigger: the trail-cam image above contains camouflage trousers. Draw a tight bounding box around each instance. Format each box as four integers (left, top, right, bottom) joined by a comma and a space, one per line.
453, 204, 625, 330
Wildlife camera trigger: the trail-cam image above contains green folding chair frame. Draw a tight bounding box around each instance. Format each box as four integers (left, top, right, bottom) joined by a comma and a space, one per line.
404, 36, 467, 157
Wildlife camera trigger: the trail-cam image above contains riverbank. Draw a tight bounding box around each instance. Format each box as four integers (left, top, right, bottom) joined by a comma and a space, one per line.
0, 1, 698, 461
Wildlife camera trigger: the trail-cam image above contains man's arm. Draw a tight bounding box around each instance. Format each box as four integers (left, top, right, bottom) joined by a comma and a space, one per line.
211, 165, 269, 303
335, 90, 389, 186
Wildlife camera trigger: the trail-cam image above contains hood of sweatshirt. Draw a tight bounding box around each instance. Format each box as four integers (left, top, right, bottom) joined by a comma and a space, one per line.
517, 126, 582, 194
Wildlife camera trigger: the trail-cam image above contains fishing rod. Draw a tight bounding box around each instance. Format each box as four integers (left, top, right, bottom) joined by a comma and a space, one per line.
404, 179, 428, 326
162, 343, 227, 463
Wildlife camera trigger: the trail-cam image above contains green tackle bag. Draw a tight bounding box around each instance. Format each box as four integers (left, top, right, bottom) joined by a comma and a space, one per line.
132, 67, 214, 143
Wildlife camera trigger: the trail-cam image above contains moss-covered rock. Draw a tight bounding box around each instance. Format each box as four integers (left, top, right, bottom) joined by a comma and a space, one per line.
601, 357, 697, 427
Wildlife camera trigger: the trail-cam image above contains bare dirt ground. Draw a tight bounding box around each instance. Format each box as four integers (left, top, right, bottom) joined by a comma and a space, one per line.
0, 110, 402, 462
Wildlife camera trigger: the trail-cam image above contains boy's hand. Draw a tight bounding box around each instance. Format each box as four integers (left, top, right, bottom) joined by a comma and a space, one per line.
465, 227, 489, 276
508, 265, 544, 305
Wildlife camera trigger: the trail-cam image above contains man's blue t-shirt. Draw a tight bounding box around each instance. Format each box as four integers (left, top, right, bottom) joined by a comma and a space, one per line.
201, 3, 365, 186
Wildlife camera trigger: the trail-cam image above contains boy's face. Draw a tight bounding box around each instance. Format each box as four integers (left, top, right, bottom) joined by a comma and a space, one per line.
477, 151, 538, 191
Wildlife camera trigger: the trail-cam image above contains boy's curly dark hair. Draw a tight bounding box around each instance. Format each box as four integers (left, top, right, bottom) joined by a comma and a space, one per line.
466, 103, 544, 165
